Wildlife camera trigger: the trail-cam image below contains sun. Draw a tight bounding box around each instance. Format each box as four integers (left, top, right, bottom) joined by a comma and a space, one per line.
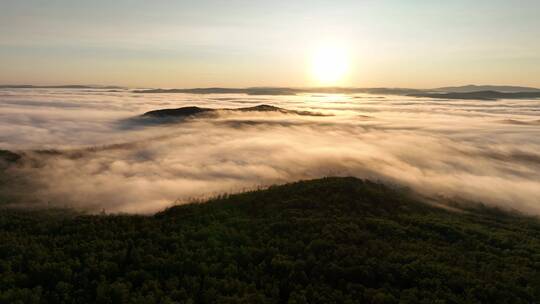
311, 45, 349, 86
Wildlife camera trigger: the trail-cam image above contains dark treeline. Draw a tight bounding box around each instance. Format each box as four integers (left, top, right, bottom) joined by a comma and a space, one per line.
0, 177, 539, 303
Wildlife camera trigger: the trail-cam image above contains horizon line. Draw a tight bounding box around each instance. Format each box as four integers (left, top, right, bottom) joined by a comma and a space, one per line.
1, 83, 540, 90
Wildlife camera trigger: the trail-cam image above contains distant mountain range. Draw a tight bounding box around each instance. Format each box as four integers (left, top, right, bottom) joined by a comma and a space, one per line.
2, 84, 540, 100
0, 85, 124, 89
408, 90, 540, 101
133, 87, 424, 96
431, 85, 540, 93
132, 85, 540, 100
133, 87, 299, 95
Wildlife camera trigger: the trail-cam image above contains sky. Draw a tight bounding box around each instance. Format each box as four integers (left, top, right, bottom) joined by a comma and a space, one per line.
1, 0, 540, 88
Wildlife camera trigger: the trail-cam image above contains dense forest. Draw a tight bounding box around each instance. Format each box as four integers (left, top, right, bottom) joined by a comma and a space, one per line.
0, 177, 539, 303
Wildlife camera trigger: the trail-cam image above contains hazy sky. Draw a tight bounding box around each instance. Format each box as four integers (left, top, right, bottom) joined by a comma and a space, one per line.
1, 0, 539, 88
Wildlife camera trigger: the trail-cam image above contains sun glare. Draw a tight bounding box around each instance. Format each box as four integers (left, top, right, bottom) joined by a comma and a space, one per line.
311, 45, 349, 85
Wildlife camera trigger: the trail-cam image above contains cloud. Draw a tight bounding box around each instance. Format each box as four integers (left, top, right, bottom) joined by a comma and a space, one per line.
1, 89, 539, 214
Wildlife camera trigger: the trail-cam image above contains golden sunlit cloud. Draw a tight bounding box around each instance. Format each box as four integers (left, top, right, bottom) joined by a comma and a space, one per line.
310, 45, 349, 86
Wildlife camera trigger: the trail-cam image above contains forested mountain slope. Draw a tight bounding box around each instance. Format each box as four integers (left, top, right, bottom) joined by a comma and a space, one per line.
1, 177, 539, 303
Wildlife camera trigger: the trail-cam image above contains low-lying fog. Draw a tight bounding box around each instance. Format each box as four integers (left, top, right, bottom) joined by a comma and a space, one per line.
1, 88, 539, 214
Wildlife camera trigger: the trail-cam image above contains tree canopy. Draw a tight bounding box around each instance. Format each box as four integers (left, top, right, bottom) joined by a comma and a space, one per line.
1, 177, 539, 303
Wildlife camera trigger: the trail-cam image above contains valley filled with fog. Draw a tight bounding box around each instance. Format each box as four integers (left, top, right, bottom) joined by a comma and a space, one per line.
1, 88, 539, 214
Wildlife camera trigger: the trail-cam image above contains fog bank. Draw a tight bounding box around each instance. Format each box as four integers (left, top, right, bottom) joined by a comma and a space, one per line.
1, 88, 539, 214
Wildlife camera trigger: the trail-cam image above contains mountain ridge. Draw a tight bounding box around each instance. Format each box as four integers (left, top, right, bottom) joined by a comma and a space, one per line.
432, 84, 540, 93
409, 90, 540, 100
141, 104, 328, 119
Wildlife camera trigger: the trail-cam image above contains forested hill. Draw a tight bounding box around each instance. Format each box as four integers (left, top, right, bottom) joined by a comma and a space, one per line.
1, 177, 539, 303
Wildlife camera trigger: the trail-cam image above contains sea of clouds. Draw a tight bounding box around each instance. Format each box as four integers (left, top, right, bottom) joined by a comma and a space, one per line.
1, 88, 539, 214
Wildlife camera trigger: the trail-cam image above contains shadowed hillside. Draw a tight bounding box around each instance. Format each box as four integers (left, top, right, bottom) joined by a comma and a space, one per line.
141, 104, 327, 119
0, 177, 539, 303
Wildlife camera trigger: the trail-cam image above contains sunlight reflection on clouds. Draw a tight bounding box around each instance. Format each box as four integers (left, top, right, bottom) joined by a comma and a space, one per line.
1, 89, 539, 214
